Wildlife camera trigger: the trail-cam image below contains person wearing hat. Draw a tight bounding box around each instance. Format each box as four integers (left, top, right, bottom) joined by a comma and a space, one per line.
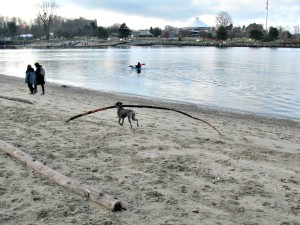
34, 62, 46, 95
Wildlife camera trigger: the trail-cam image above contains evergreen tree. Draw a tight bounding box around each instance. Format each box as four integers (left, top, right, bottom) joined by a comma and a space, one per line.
268, 27, 279, 41
97, 26, 109, 39
149, 26, 154, 35
249, 29, 264, 40
152, 27, 162, 37
119, 23, 131, 39
7, 21, 18, 37
216, 26, 228, 40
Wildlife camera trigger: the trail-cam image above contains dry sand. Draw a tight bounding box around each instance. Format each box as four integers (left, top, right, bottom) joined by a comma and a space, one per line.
0, 74, 299, 225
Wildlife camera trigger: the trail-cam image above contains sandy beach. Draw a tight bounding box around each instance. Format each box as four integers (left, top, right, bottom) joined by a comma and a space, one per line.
0, 74, 299, 225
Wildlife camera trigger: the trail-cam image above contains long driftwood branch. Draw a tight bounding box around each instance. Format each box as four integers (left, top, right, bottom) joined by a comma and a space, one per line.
0, 95, 34, 105
0, 140, 123, 211
65, 104, 222, 135
65, 105, 116, 123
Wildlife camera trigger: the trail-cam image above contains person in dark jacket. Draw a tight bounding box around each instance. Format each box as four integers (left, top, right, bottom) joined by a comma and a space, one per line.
135, 62, 142, 68
34, 62, 46, 95
25, 64, 36, 94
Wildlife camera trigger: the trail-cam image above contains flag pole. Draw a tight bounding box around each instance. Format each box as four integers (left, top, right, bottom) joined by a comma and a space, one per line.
266, 0, 269, 32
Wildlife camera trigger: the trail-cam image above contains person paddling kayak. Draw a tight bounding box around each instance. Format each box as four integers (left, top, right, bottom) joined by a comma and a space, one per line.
129, 62, 145, 69
135, 62, 142, 68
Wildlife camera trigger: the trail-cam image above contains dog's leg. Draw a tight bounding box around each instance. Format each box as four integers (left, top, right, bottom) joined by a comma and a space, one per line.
128, 116, 132, 128
119, 118, 124, 126
132, 114, 139, 127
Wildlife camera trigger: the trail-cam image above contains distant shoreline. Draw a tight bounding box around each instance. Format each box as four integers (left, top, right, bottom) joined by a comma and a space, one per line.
1, 39, 300, 49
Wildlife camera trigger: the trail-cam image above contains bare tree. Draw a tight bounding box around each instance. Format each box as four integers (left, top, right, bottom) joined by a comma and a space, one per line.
37, 0, 59, 40
216, 11, 233, 28
198, 30, 207, 39
178, 28, 189, 38
294, 25, 299, 35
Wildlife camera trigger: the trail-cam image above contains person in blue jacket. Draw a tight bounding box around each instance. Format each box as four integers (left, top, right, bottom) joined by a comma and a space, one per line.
25, 64, 36, 94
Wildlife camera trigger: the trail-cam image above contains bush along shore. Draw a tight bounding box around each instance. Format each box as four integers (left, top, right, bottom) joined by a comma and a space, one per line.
132, 39, 300, 48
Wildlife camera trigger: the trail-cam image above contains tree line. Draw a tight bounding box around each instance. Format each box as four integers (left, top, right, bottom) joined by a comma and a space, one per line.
0, 1, 299, 42
0, 1, 160, 41
213, 11, 295, 41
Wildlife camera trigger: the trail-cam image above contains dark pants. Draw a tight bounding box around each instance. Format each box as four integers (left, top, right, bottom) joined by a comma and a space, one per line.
34, 84, 45, 94
28, 83, 35, 93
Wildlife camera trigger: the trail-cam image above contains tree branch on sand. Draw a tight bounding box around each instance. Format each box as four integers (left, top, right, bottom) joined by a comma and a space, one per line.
65, 103, 222, 135
0, 140, 124, 211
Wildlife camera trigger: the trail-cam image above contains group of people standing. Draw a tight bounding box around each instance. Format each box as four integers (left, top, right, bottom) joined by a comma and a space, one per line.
25, 62, 46, 95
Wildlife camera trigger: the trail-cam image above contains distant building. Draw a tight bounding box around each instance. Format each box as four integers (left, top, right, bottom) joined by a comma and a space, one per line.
181, 17, 211, 36
132, 30, 154, 37
191, 17, 209, 28
0, 37, 11, 42
17, 34, 33, 39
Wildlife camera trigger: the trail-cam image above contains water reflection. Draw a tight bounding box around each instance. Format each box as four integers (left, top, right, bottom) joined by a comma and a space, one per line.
0, 47, 299, 120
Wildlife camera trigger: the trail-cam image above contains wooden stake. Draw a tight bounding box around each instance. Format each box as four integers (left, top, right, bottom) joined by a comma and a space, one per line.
0, 140, 123, 211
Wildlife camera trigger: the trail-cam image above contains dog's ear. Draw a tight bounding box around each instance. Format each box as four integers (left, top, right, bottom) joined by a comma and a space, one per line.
116, 102, 123, 106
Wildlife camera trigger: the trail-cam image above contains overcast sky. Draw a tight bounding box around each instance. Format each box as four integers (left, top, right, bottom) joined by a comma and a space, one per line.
0, 0, 299, 32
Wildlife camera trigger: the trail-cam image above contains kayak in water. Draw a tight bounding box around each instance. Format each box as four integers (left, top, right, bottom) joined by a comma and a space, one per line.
129, 66, 144, 70
129, 62, 145, 69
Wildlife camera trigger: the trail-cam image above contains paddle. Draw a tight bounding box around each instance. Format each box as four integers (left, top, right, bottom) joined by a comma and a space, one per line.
129, 63, 145, 68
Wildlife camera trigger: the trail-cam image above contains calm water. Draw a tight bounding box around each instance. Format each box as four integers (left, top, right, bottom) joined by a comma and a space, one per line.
0, 47, 299, 120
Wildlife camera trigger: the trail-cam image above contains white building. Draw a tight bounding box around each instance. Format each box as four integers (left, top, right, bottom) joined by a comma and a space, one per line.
181, 17, 210, 36
132, 30, 154, 37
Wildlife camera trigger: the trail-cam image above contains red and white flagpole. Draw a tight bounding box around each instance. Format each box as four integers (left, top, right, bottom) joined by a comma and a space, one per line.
266, 0, 269, 32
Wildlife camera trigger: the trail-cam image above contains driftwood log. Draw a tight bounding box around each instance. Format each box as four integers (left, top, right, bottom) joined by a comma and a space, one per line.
0, 140, 123, 211
65, 103, 222, 135
65, 105, 115, 123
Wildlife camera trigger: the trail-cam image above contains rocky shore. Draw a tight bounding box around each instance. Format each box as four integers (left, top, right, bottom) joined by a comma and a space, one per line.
1, 39, 300, 49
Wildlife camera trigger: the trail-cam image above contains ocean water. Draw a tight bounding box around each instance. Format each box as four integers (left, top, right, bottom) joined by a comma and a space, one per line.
1, 46, 299, 120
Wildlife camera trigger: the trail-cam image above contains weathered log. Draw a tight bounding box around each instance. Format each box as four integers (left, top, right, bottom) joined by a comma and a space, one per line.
0, 140, 123, 211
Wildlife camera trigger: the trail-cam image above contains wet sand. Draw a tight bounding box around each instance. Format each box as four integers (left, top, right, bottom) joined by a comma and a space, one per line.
0, 74, 299, 224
